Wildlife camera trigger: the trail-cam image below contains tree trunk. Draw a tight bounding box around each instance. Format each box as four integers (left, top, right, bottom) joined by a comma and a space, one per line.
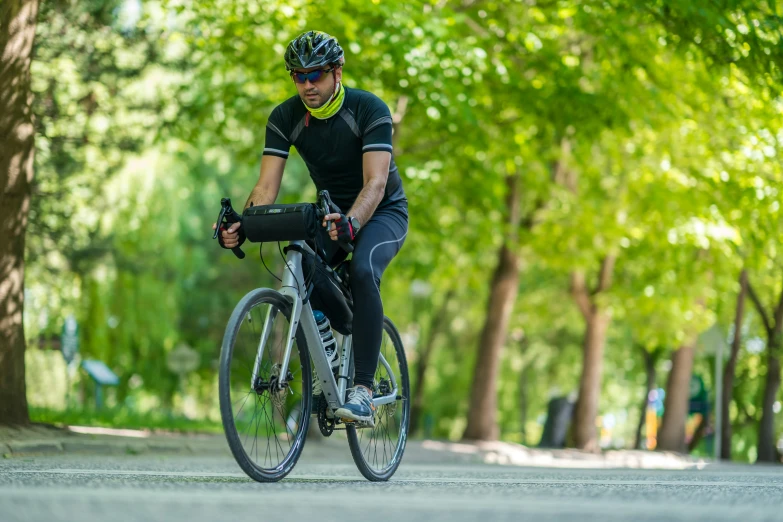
462, 243, 520, 440
747, 280, 783, 463
634, 347, 658, 450
410, 289, 454, 436
0, 0, 39, 425
519, 336, 531, 446
463, 173, 521, 441
757, 346, 781, 463
721, 269, 748, 460
571, 309, 610, 451
569, 256, 615, 451
657, 342, 697, 452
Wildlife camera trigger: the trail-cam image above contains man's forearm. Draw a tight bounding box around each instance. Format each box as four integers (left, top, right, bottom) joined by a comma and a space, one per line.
244, 183, 277, 210
347, 178, 386, 226
244, 156, 286, 210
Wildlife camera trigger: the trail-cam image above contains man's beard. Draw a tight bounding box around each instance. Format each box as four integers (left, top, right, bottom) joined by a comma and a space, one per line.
302, 90, 329, 108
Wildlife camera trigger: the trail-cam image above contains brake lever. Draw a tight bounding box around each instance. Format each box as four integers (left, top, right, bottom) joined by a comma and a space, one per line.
213, 206, 228, 239
318, 190, 354, 254
214, 198, 245, 259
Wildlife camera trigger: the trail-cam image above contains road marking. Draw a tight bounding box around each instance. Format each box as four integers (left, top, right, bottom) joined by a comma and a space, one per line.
5, 469, 782, 487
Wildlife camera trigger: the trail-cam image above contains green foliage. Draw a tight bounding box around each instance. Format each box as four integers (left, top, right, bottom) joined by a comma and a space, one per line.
21, 0, 782, 459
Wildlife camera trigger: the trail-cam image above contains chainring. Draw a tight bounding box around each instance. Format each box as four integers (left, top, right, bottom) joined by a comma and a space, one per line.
316, 395, 335, 436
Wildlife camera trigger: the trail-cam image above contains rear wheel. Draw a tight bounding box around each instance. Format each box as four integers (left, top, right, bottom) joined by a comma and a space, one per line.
219, 288, 311, 482
346, 316, 410, 481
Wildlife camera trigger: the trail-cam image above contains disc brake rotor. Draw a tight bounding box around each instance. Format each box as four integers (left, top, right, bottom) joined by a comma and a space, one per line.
255, 364, 293, 408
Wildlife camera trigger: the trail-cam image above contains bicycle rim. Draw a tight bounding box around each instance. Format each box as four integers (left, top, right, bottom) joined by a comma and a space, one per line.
347, 316, 410, 481
219, 289, 311, 482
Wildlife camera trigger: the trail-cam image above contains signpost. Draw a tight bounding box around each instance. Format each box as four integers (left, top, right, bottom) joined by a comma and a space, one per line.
166, 343, 201, 375
698, 323, 728, 460
61, 315, 79, 407
167, 344, 200, 412
81, 359, 119, 409
61, 315, 79, 364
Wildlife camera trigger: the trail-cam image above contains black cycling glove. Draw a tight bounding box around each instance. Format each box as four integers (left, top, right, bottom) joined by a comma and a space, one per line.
331, 214, 356, 242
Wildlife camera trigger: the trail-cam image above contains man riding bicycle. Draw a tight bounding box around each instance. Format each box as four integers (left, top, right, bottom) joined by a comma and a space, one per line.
215, 30, 408, 427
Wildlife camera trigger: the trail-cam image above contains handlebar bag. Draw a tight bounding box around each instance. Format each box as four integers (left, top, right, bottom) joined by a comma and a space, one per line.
242, 203, 319, 243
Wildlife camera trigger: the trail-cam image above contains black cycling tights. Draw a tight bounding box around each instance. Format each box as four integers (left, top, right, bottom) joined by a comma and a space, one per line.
323, 204, 408, 390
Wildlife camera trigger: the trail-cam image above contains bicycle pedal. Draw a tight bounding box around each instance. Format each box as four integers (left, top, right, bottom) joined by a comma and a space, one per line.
340, 417, 375, 429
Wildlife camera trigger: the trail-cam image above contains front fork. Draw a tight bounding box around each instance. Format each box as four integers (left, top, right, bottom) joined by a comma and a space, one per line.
250, 306, 278, 388
250, 244, 305, 391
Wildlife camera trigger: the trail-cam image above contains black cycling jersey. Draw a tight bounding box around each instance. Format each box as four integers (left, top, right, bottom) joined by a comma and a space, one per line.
262, 86, 406, 213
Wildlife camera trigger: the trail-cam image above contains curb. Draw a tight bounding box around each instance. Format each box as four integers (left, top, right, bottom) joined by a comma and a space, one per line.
1, 438, 231, 458
7, 440, 64, 457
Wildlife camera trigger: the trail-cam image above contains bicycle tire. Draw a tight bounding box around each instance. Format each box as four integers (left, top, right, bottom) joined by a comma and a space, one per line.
219, 288, 312, 482
346, 316, 410, 481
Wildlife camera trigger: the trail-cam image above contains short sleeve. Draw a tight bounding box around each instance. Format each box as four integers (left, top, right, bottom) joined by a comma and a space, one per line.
263, 105, 291, 159
361, 97, 393, 154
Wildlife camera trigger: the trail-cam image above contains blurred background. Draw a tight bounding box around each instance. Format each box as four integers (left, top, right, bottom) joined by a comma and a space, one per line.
8, 0, 782, 463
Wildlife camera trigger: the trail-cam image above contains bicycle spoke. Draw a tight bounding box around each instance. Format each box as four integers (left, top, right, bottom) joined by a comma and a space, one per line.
249, 395, 262, 463
232, 390, 253, 414
267, 397, 284, 456
259, 396, 276, 464
273, 395, 298, 444
363, 425, 374, 456
233, 309, 268, 380
375, 415, 387, 455
272, 400, 288, 463
240, 394, 262, 448
259, 393, 275, 467
379, 415, 391, 462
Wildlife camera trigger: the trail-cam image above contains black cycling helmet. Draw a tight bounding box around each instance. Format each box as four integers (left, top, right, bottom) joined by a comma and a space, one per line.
284, 30, 345, 71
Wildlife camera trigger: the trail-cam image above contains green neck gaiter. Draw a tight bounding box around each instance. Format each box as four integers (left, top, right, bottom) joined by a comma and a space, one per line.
305, 82, 345, 120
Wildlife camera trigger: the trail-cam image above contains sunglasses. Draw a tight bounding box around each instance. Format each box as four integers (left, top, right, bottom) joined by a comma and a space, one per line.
291, 67, 334, 84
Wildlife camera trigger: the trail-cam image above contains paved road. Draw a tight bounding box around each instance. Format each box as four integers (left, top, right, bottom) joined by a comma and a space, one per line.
1, 436, 781, 522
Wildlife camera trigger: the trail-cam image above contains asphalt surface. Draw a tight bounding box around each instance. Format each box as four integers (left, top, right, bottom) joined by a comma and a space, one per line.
1, 436, 782, 522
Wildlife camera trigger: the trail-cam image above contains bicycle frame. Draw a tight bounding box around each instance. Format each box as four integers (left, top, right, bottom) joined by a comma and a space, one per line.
251, 240, 399, 413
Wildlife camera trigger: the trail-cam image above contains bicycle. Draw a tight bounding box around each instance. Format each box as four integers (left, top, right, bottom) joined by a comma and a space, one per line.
213, 191, 410, 482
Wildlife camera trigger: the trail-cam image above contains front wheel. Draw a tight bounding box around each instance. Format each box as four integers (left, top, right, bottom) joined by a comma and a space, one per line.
219, 288, 311, 482
347, 316, 410, 481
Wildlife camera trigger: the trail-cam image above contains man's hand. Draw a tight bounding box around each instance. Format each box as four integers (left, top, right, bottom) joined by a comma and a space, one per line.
323, 213, 355, 242
212, 221, 245, 249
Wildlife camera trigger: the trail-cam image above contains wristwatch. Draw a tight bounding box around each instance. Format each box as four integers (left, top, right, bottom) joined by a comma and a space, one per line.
348, 216, 361, 235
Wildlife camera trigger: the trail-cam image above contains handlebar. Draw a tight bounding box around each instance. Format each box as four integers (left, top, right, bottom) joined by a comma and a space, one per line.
214, 191, 353, 259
